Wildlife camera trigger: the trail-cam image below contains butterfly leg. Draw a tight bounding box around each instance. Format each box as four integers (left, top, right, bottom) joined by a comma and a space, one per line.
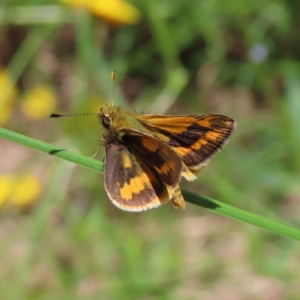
90, 145, 101, 159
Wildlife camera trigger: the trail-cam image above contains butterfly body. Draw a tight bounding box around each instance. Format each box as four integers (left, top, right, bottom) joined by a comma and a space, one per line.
98, 104, 235, 212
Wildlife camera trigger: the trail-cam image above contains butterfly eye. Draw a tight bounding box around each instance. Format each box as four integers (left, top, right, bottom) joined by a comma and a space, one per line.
102, 115, 111, 129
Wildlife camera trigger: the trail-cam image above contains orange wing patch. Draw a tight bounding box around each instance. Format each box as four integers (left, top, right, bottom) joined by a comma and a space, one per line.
139, 114, 236, 175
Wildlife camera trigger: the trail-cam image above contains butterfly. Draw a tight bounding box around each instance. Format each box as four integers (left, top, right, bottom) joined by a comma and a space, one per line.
51, 73, 235, 212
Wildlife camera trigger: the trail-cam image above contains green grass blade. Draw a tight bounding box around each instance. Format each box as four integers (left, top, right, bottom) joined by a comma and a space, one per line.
8, 24, 58, 81
1, 126, 300, 241
183, 190, 300, 241
0, 127, 104, 173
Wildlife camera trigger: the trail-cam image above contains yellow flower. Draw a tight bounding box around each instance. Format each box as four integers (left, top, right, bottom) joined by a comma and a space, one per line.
0, 175, 14, 207
10, 175, 42, 209
63, 0, 141, 26
0, 175, 42, 211
0, 69, 17, 125
21, 86, 57, 120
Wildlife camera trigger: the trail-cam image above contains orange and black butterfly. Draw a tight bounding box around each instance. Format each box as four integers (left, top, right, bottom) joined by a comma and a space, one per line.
51, 73, 235, 212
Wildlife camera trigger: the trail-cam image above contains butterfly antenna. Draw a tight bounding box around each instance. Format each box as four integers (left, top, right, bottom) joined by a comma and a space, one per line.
111, 70, 116, 106
50, 112, 99, 118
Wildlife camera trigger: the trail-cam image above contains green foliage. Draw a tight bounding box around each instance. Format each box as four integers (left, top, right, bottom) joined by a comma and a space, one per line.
1, 0, 300, 299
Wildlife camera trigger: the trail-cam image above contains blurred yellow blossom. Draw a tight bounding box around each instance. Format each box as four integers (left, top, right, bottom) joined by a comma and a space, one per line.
0, 175, 42, 211
0, 175, 14, 207
63, 0, 141, 26
0, 69, 17, 125
21, 86, 57, 119
10, 175, 42, 209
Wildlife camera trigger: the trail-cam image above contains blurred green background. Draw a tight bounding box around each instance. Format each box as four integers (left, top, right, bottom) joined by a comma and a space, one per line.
1, 0, 300, 299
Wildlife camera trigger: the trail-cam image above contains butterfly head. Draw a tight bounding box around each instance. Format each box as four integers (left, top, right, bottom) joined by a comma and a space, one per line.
98, 104, 117, 129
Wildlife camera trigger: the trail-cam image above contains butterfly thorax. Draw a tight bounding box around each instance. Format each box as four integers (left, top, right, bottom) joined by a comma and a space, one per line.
98, 104, 152, 145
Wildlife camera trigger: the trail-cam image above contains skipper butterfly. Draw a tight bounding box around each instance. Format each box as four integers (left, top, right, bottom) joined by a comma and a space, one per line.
51, 72, 235, 212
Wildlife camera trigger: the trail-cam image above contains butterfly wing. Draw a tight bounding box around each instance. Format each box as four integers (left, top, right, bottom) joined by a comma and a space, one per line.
120, 128, 183, 188
139, 114, 236, 177
105, 142, 169, 211
105, 131, 183, 211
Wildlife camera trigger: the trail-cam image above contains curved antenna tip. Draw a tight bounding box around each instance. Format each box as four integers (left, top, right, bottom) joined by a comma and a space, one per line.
50, 113, 63, 118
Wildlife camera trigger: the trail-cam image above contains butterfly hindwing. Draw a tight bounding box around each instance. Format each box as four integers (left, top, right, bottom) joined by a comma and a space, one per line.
120, 128, 183, 188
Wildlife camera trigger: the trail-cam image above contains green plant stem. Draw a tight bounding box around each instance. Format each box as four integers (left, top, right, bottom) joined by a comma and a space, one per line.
0, 127, 104, 173
0, 5, 69, 25
183, 190, 300, 241
1, 126, 299, 241
8, 24, 58, 82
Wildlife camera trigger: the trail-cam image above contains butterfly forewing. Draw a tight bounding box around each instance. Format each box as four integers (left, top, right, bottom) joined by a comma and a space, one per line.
139, 114, 235, 174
